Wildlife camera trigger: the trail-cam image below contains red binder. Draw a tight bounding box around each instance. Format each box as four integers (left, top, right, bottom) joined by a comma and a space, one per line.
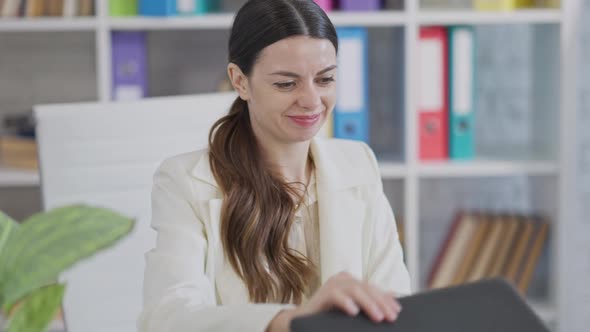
418, 27, 449, 160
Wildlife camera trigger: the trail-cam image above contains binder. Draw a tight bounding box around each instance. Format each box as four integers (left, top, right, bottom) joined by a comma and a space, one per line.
313, 0, 333, 12
63, 0, 77, 16
78, 0, 93, 15
448, 26, 476, 160
474, 0, 534, 10
428, 213, 476, 289
368, 27, 405, 160
451, 213, 491, 285
418, 27, 449, 160
111, 32, 148, 101
177, 0, 219, 14
466, 215, 505, 282
109, 0, 138, 16
1, 0, 21, 17
334, 28, 369, 143
422, 0, 472, 9
515, 217, 549, 294
340, 0, 382, 11
291, 278, 550, 332
25, 0, 43, 17
384, 0, 404, 10
139, 0, 177, 16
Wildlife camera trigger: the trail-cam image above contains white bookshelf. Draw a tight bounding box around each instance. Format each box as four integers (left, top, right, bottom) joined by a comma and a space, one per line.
0, 17, 97, 31
0, 9, 563, 32
0, 166, 39, 187
0, 1, 583, 331
0, 160, 559, 186
417, 8, 562, 25
417, 160, 559, 178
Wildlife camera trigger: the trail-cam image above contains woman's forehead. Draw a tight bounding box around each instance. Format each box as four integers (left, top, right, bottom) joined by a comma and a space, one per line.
256, 36, 337, 73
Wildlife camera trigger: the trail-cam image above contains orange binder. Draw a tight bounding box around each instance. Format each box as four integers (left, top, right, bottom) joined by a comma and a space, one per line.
418, 27, 449, 160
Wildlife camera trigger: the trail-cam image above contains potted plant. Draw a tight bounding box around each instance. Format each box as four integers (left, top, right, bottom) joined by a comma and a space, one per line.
0, 204, 134, 332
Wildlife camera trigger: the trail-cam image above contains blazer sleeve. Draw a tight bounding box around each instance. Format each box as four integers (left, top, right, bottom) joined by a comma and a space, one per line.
138, 158, 291, 332
361, 144, 412, 297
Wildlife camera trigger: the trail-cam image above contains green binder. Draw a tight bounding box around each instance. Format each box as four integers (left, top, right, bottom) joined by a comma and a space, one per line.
109, 0, 138, 17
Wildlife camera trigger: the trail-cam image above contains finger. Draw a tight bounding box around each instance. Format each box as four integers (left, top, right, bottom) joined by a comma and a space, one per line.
384, 291, 403, 313
330, 290, 360, 316
347, 284, 385, 322
365, 285, 398, 322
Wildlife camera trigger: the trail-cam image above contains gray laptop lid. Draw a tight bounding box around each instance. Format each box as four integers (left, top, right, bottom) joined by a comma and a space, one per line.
291, 278, 549, 332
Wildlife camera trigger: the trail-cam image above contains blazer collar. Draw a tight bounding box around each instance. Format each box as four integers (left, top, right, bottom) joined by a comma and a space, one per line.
191, 150, 217, 188
193, 138, 369, 296
190, 138, 370, 191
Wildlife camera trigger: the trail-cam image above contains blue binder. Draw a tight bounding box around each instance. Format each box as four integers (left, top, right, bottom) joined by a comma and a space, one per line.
139, 0, 217, 16
139, 0, 177, 16
334, 28, 369, 143
179, 0, 219, 14
448, 26, 476, 160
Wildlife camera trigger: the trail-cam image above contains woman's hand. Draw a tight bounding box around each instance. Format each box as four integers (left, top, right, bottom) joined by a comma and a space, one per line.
266, 271, 402, 332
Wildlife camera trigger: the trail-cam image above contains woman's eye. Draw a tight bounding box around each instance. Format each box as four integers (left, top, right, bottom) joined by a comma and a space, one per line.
274, 82, 296, 90
318, 76, 335, 85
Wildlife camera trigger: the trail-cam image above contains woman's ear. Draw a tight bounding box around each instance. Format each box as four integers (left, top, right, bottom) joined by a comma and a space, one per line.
227, 63, 250, 101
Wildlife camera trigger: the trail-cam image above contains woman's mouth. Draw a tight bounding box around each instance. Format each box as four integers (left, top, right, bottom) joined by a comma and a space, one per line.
288, 113, 322, 128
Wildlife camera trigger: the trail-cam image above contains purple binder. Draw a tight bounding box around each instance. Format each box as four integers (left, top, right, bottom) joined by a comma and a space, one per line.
340, 0, 382, 11
314, 0, 333, 11
111, 31, 148, 101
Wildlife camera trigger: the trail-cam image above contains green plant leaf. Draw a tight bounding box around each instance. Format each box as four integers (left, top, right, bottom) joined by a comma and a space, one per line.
0, 211, 19, 307
1, 204, 134, 310
6, 283, 64, 332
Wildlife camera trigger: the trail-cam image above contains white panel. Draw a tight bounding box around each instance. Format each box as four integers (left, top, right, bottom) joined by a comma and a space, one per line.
34, 92, 238, 332
419, 39, 443, 112
177, 0, 196, 13
452, 29, 473, 115
114, 85, 143, 101
337, 38, 363, 112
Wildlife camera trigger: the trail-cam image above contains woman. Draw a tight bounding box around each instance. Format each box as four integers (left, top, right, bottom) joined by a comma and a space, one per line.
139, 0, 411, 331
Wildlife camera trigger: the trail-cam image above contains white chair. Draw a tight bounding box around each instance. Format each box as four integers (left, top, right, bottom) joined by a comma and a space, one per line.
34, 92, 237, 332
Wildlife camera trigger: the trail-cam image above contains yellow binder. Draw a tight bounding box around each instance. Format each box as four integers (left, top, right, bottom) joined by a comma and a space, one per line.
474, 0, 534, 11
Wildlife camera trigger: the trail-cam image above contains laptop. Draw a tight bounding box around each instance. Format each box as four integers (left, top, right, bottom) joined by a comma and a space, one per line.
291, 278, 549, 332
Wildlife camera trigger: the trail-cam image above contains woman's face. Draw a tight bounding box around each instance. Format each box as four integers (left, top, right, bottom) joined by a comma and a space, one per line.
240, 36, 337, 145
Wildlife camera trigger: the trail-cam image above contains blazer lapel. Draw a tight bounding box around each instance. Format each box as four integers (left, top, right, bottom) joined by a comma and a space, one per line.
317, 190, 365, 283
191, 156, 251, 304
208, 197, 251, 304
311, 139, 367, 283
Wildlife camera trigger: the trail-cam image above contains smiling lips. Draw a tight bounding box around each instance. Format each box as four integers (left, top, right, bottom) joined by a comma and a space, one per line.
288, 113, 322, 128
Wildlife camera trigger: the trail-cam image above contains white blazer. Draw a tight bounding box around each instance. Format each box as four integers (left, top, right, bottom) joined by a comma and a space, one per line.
138, 138, 411, 332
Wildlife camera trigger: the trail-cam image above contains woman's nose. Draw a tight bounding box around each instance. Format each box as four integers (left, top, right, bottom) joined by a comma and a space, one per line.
297, 83, 322, 110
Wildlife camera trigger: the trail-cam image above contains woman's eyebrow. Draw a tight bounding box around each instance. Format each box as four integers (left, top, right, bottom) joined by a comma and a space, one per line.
269, 65, 338, 78
316, 65, 337, 75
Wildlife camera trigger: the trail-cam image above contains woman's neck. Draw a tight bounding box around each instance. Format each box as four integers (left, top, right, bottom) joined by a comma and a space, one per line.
259, 140, 312, 185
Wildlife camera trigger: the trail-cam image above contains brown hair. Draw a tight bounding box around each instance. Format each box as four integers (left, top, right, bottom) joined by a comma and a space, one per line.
208, 0, 338, 304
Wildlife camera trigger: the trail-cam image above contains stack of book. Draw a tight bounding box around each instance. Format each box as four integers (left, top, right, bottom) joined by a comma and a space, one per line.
1, 114, 38, 170
427, 211, 550, 295
0, 135, 38, 170
0, 0, 94, 17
